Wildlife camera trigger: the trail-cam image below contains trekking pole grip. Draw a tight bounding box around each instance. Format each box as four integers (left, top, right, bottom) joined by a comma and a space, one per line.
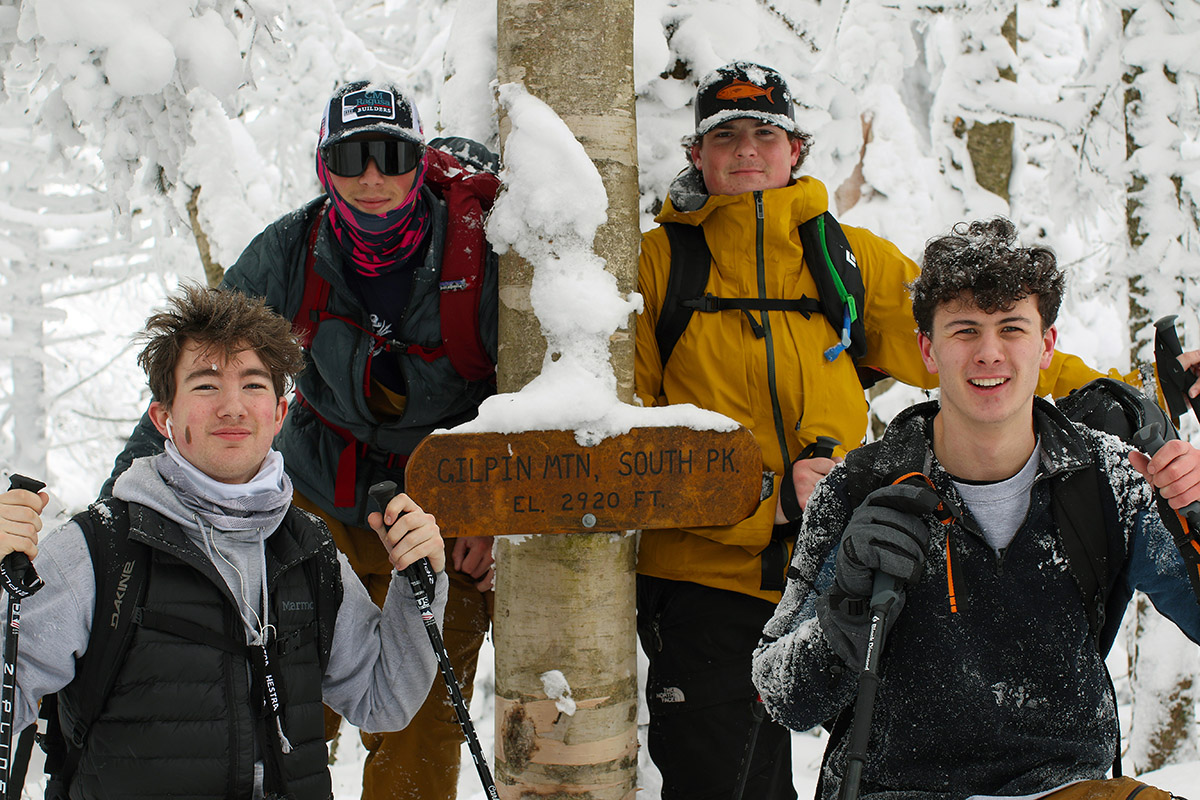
1130, 423, 1200, 527
2, 475, 45, 598
367, 481, 437, 596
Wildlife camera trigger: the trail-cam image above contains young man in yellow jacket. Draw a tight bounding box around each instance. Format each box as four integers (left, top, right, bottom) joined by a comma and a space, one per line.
633, 61, 1142, 800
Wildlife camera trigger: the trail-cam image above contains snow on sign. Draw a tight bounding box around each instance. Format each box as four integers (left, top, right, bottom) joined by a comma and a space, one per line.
404, 426, 763, 536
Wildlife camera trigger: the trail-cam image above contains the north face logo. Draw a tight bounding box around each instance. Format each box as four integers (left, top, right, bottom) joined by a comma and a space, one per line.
655, 686, 685, 703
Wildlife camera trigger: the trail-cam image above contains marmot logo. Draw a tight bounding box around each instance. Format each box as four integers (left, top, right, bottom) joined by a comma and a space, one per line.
110, 560, 136, 629
282, 600, 314, 612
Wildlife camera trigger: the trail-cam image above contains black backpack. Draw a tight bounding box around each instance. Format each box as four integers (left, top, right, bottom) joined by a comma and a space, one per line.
29, 500, 342, 799
1056, 377, 1200, 634
655, 211, 888, 388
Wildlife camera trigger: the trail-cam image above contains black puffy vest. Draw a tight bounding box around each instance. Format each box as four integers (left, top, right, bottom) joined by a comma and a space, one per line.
62, 502, 339, 800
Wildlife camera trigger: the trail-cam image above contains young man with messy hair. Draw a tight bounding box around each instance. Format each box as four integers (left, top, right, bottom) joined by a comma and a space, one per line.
0, 285, 447, 800
753, 218, 1200, 800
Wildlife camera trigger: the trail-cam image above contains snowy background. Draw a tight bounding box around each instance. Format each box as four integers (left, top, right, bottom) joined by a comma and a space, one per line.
3, 0, 1200, 796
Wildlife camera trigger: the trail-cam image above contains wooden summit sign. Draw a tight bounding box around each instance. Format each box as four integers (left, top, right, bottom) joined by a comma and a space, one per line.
405, 426, 763, 536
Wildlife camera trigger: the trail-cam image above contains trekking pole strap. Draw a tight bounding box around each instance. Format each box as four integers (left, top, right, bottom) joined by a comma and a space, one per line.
1, 476, 46, 598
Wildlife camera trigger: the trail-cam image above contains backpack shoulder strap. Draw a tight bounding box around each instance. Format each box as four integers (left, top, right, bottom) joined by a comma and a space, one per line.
292, 200, 333, 350
312, 546, 343, 672
797, 211, 867, 362
424, 145, 501, 384
291, 508, 345, 673
1048, 452, 1127, 778
655, 214, 872, 379
1051, 461, 1126, 654
656, 222, 712, 369
46, 500, 149, 790
1051, 466, 1109, 639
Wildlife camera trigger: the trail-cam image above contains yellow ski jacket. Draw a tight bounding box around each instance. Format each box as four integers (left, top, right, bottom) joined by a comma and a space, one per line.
634, 175, 1127, 602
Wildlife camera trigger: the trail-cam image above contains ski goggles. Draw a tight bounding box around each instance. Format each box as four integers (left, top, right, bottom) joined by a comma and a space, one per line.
321, 138, 424, 177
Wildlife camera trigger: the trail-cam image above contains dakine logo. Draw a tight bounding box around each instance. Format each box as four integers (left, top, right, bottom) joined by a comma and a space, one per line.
342, 89, 396, 123
110, 560, 136, 629
282, 600, 314, 612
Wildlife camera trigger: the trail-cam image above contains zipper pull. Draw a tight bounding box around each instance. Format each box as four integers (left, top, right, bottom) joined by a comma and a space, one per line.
755, 191, 764, 219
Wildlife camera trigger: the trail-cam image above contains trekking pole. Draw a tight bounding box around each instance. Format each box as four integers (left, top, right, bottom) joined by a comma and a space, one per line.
1, 475, 46, 800
1153, 315, 1199, 426
733, 437, 840, 800
839, 571, 901, 800
367, 481, 499, 800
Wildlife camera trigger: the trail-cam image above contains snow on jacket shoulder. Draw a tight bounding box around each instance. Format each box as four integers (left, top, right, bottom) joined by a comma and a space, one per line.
634, 174, 1132, 602
751, 398, 1200, 799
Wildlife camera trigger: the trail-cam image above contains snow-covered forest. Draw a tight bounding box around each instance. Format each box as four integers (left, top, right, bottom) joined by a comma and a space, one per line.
2, 0, 1200, 796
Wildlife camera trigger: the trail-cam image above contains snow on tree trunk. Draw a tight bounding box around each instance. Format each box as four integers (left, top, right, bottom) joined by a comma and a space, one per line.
1121, 1, 1200, 362
964, 6, 1016, 202
1120, 2, 1200, 768
925, 1, 1016, 218
186, 186, 224, 288
493, 0, 639, 795
5, 281, 49, 481
1127, 593, 1200, 772
0, 89, 163, 511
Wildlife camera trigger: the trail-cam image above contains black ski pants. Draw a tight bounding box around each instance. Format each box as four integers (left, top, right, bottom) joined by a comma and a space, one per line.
637, 574, 797, 800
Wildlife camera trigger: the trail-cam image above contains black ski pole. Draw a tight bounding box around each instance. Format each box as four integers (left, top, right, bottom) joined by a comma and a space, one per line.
839, 571, 901, 800
733, 436, 840, 800
367, 481, 499, 800
1153, 315, 1199, 426
1, 475, 46, 800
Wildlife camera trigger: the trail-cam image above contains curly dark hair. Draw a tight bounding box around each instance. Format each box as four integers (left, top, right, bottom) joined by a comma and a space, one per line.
910, 218, 1064, 335
137, 283, 305, 405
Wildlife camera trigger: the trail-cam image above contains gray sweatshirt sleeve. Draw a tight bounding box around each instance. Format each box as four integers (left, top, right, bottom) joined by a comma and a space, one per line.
1, 522, 95, 732
321, 553, 449, 732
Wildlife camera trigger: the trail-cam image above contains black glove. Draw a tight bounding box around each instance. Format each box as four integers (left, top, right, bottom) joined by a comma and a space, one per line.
817, 483, 940, 667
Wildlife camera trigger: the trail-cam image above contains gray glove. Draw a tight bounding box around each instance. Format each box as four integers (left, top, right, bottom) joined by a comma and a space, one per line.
835, 483, 940, 597
817, 483, 941, 667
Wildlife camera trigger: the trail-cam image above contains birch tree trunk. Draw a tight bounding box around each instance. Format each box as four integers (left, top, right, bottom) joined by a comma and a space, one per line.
5, 275, 49, 481
1122, 1, 1200, 770
1123, 6, 1154, 365
493, 0, 640, 797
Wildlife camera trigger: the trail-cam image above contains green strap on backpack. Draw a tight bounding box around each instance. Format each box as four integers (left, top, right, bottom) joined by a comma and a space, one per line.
654, 211, 879, 384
